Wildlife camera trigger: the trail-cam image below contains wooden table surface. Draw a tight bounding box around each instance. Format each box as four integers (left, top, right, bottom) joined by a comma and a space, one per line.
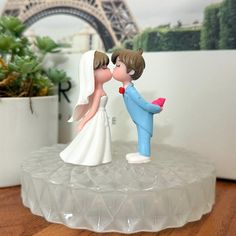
0, 179, 235, 236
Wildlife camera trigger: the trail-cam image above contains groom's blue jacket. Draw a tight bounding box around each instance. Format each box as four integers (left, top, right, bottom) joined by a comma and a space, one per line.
123, 84, 161, 136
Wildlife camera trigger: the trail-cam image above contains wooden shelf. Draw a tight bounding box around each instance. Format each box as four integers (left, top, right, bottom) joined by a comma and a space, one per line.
0, 179, 235, 236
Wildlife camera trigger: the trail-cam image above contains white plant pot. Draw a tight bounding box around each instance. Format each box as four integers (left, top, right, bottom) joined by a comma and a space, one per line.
0, 96, 58, 187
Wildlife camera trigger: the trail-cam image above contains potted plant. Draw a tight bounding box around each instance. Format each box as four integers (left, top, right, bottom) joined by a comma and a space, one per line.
0, 16, 70, 187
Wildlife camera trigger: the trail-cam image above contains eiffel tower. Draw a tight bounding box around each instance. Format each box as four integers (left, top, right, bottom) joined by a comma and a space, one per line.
1, 0, 139, 50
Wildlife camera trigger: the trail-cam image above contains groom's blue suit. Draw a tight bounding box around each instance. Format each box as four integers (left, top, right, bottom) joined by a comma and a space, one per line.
123, 83, 161, 157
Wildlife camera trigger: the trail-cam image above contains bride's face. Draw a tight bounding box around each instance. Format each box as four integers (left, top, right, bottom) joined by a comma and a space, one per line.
94, 65, 112, 83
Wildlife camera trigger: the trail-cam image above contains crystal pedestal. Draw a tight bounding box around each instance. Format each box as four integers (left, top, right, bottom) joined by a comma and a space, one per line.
21, 142, 216, 233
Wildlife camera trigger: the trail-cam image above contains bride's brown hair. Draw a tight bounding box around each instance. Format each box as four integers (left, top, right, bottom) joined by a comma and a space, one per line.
93, 51, 109, 70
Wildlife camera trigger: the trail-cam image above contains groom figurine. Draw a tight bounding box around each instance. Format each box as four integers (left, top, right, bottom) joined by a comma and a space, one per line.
112, 49, 163, 164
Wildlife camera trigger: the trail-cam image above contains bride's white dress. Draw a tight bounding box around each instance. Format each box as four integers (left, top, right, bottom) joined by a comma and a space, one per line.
60, 96, 112, 166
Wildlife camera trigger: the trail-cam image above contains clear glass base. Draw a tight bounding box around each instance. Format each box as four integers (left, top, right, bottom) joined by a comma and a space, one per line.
21, 142, 216, 233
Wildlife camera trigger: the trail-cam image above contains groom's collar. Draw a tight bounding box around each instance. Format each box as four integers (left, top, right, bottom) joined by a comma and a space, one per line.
124, 82, 133, 89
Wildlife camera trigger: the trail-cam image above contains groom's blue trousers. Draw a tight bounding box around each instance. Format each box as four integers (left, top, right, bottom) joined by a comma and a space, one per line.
137, 125, 151, 157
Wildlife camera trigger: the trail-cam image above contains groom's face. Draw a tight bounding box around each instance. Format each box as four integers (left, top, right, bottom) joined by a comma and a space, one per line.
113, 57, 131, 83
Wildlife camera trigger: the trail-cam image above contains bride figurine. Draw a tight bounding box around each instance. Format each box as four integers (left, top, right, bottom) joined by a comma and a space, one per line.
60, 50, 112, 166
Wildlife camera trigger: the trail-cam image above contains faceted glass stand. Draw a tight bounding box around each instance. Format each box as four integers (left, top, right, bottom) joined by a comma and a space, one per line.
21, 142, 216, 234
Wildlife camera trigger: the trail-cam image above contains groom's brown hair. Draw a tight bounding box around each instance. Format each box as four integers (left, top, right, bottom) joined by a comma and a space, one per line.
111, 49, 145, 80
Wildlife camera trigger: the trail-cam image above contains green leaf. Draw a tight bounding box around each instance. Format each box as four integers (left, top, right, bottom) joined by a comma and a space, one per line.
0, 34, 15, 51
35, 36, 60, 53
47, 68, 70, 84
8, 55, 41, 75
0, 16, 25, 36
0, 67, 7, 80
